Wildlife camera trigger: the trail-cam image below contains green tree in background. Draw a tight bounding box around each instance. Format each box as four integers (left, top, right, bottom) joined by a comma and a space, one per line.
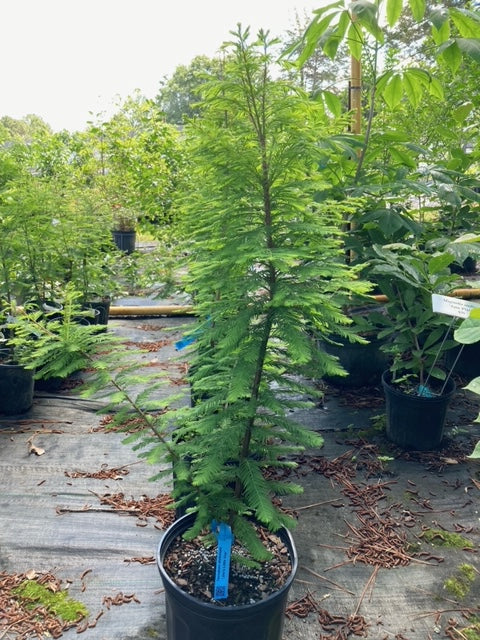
0, 115, 52, 142
80, 94, 185, 230
156, 55, 224, 124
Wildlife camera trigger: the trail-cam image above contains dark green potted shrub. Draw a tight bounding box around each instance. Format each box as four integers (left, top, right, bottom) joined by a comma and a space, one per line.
371, 243, 461, 450
92, 28, 371, 640
454, 311, 480, 459
8, 286, 113, 390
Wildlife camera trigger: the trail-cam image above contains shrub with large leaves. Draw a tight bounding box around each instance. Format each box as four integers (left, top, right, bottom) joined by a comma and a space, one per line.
454, 311, 480, 459
370, 243, 461, 385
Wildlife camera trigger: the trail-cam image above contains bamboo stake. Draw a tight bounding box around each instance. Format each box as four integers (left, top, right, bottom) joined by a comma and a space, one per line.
109, 305, 194, 317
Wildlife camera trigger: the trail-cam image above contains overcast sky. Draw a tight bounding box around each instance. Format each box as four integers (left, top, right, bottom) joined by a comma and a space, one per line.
2, 0, 321, 132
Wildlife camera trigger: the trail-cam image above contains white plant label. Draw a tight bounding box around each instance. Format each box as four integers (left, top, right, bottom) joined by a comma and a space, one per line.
432, 293, 480, 319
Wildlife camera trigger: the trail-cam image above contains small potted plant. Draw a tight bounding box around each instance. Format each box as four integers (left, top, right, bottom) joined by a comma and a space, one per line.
112, 205, 137, 254
371, 243, 461, 450
7, 285, 113, 390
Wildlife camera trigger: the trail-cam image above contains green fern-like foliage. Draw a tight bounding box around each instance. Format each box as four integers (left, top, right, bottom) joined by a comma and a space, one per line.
137, 27, 371, 558
76, 28, 372, 560
8, 285, 116, 381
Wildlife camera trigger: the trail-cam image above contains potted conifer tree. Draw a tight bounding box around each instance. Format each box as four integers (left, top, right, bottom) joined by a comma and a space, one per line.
98, 27, 371, 640
7, 285, 114, 391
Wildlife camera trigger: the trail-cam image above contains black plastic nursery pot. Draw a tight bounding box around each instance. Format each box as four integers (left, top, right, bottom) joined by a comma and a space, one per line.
112, 230, 136, 254
0, 363, 34, 415
381, 370, 456, 451
86, 296, 111, 326
322, 335, 389, 387
445, 342, 480, 379
157, 514, 298, 640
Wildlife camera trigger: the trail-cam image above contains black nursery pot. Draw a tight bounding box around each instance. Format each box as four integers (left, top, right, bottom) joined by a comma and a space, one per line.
381, 370, 456, 451
0, 363, 34, 415
157, 514, 298, 640
322, 335, 389, 387
112, 230, 136, 254
86, 296, 111, 327
445, 341, 480, 379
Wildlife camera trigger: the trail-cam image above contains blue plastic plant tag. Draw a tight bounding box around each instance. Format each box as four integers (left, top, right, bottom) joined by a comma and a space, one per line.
211, 521, 233, 601
175, 335, 198, 351
175, 317, 211, 351
418, 384, 434, 398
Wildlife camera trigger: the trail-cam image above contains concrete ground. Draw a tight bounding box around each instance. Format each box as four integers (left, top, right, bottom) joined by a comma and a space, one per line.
1, 312, 479, 640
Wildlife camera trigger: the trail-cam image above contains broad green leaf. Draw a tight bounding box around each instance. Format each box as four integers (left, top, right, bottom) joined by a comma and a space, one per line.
406, 67, 430, 85
386, 0, 403, 27
350, 0, 377, 23
429, 6, 449, 31
351, 0, 384, 42
322, 90, 342, 118
389, 146, 416, 168
471, 309, 480, 319
439, 40, 462, 72
408, 0, 425, 21
431, 21, 451, 46
455, 38, 480, 64
465, 376, 480, 395
452, 233, 480, 245
453, 101, 474, 123
382, 73, 403, 109
403, 69, 424, 108
347, 21, 363, 60
336, 8, 351, 39
324, 30, 344, 59
376, 69, 393, 94
427, 252, 453, 274
428, 77, 444, 100
454, 317, 480, 344
450, 8, 480, 38
323, 10, 351, 58
296, 11, 340, 66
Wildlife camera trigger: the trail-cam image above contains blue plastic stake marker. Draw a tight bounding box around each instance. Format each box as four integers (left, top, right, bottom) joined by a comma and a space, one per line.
212, 521, 233, 601
417, 384, 434, 398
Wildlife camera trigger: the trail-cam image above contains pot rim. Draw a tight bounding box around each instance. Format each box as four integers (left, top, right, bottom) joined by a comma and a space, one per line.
381, 369, 456, 400
157, 513, 298, 612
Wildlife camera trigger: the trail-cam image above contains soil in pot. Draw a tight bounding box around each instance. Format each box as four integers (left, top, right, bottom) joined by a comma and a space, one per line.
157, 514, 297, 640
164, 527, 291, 606
381, 370, 456, 451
